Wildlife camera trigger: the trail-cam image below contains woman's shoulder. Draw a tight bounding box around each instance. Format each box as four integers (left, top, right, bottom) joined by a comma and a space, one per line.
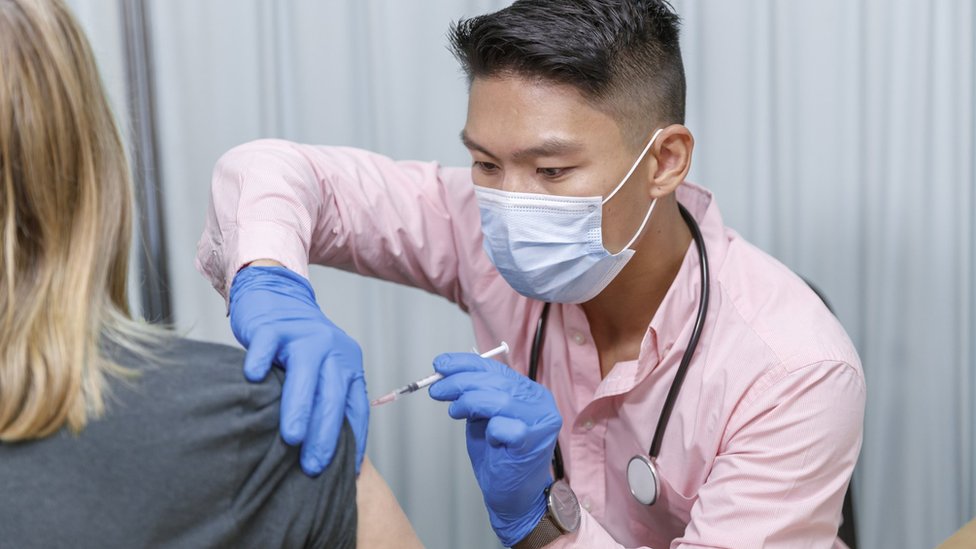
105, 335, 284, 431
108, 334, 246, 372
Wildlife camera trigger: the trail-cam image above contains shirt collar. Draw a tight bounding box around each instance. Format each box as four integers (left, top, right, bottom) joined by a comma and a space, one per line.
638, 182, 727, 375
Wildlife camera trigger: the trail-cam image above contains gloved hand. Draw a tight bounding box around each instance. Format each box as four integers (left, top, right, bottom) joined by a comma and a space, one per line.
229, 266, 367, 476
428, 353, 562, 547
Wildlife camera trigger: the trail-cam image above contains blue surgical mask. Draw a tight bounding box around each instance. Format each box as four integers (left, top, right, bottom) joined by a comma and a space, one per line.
475, 128, 664, 303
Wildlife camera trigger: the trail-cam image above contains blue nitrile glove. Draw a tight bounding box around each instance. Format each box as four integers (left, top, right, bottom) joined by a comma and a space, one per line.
229, 266, 367, 476
428, 353, 562, 547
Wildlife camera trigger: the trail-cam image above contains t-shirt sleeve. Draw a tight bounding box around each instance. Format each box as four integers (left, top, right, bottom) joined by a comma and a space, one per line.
229, 367, 357, 549
306, 423, 358, 548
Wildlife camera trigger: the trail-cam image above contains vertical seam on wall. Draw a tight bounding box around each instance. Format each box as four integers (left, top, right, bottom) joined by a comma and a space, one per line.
746, 0, 755, 237
768, 0, 781, 257
785, 0, 797, 261
765, 0, 778, 256
272, 2, 289, 138
746, 0, 756, 239
925, 3, 963, 529
691, 0, 705, 191
951, 0, 976, 525
937, 0, 962, 526
855, 0, 868, 382
960, 3, 976, 517
362, 2, 381, 150
257, 0, 278, 136
853, 0, 868, 538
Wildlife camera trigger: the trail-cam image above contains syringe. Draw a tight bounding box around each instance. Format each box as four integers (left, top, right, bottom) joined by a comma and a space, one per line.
370, 342, 509, 407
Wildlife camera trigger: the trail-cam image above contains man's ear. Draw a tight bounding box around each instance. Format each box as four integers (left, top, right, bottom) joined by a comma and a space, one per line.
648, 124, 694, 199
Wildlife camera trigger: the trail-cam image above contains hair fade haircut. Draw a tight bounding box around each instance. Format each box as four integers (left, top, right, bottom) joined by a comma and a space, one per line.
449, 0, 686, 145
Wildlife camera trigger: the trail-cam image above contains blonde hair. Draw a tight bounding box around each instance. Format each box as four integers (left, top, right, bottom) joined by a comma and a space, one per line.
0, 0, 155, 440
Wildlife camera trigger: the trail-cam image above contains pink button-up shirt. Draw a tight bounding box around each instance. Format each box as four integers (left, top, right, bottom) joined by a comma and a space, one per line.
197, 140, 865, 548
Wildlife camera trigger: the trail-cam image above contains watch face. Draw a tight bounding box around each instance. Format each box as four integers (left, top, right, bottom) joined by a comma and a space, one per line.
548, 480, 582, 533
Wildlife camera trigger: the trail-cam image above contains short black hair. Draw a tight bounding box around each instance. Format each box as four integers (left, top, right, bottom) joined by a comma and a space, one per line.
449, 0, 685, 145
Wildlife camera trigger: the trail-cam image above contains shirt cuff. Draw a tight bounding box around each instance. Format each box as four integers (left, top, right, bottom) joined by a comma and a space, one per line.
196, 220, 310, 310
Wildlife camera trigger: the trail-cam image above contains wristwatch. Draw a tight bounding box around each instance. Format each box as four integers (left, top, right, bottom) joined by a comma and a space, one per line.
513, 480, 581, 549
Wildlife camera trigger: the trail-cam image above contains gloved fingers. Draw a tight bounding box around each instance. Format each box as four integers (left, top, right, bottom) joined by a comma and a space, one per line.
300, 381, 328, 476
300, 352, 350, 476
446, 389, 512, 421
464, 418, 490, 470
429, 370, 519, 401
493, 413, 561, 457
485, 416, 531, 449
433, 352, 509, 377
241, 329, 279, 382
279, 352, 319, 447
346, 373, 369, 475
467, 417, 489, 442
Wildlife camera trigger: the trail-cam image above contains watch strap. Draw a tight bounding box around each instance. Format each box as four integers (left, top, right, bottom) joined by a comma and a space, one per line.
512, 513, 565, 549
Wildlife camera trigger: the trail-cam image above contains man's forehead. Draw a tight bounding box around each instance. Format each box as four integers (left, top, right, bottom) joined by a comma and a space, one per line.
460, 129, 587, 161
465, 78, 622, 147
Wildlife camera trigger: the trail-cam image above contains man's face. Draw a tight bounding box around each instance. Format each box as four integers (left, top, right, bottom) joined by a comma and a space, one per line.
462, 75, 657, 253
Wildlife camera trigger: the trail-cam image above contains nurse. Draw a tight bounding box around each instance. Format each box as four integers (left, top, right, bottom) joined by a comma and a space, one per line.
198, 1, 865, 547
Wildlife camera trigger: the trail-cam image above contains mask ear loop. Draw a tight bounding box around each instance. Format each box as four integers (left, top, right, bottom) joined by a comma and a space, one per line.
619, 197, 658, 253
602, 128, 665, 205
602, 127, 665, 254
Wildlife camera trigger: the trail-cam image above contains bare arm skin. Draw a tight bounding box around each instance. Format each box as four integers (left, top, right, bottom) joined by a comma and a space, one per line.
356, 456, 424, 549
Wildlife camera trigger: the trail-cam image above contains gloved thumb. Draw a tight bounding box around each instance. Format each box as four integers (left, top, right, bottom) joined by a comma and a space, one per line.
242, 330, 279, 382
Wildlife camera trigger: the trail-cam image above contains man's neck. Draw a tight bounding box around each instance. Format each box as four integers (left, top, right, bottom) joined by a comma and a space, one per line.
581, 196, 692, 376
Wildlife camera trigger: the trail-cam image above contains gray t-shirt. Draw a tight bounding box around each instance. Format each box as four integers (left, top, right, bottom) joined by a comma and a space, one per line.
0, 337, 356, 548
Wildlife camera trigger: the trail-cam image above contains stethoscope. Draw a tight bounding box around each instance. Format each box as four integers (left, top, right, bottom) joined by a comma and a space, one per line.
527, 202, 710, 506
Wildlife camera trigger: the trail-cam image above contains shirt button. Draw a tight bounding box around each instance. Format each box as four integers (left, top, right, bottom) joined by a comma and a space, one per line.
583, 419, 594, 431
572, 332, 586, 345
582, 498, 592, 511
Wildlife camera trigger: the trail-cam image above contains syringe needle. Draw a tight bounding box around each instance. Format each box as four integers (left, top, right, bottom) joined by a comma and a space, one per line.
370, 342, 509, 407
370, 392, 398, 406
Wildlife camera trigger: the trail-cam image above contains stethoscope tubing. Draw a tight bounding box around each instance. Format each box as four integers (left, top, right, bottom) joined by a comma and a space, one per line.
649, 203, 710, 457
528, 202, 709, 502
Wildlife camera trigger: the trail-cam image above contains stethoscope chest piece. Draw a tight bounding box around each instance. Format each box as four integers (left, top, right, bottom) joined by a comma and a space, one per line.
627, 454, 660, 505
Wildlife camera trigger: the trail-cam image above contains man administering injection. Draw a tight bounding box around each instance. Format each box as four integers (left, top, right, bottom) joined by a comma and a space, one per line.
198, 1, 865, 547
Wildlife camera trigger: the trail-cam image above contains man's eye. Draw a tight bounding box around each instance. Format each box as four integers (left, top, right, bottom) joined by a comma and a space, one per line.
537, 167, 567, 178
473, 161, 500, 173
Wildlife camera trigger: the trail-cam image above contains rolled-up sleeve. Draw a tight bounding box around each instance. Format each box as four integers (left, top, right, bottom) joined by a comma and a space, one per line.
196, 139, 487, 308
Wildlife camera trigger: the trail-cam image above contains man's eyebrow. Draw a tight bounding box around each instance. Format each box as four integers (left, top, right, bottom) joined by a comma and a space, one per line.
510, 137, 584, 161
460, 130, 497, 160
460, 131, 584, 162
